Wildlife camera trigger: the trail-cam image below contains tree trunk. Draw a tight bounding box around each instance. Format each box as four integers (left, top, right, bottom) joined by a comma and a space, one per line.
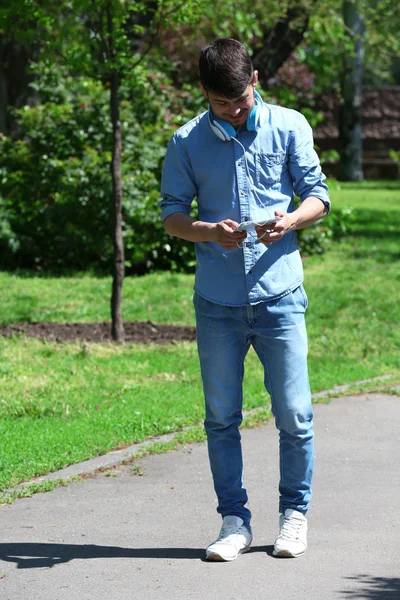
339, 1, 364, 181
110, 70, 125, 342
0, 36, 38, 137
252, 7, 311, 86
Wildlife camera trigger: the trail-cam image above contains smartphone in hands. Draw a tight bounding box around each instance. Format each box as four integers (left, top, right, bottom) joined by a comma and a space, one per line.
236, 217, 281, 232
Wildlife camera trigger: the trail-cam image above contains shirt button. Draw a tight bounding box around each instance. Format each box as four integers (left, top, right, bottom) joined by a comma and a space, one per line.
244, 217, 249, 221
241, 190, 245, 195
248, 270, 253, 274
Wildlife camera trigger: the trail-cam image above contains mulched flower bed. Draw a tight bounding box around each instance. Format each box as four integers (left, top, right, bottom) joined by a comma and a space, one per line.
0, 321, 196, 344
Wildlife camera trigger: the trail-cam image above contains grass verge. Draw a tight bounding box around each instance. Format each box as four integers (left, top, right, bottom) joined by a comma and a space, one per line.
0, 180, 399, 494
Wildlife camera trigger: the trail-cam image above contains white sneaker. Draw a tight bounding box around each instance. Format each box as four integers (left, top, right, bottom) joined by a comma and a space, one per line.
205, 515, 252, 561
273, 509, 308, 558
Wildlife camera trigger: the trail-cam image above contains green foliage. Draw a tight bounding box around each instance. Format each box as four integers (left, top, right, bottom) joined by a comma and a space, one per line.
295, 195, 355, 256
319, 149, 340, 165
2, 0, 396, 275
297, 206, 355, 256
0, 66, 199, 272
0, 0, 210, 278
0, 68, 349, 273
263, 80, 324, 131
303, 0, 400, 87
158, 0, 400, 90
0, 0, 211, 274
0, 75, 112, 270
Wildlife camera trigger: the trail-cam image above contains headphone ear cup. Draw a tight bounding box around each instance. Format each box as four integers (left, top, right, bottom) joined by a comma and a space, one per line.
209, 116, 236, 141
246, 105, 258, 132
247, 90, 267, 131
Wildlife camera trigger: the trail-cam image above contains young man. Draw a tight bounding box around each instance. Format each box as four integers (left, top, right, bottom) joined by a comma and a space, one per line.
160, 38, 330, 561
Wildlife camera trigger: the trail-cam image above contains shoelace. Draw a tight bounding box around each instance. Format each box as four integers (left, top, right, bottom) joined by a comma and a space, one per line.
280, 515, 305, 540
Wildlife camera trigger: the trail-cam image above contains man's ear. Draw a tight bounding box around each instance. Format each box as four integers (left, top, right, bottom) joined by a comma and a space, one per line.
252, 71, 259, 88
199, 82, 208, 98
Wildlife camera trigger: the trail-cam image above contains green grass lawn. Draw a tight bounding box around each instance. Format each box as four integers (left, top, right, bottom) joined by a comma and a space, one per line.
0, 180, 399, 495
0, 338, 269, 492
0, 270, 195, 326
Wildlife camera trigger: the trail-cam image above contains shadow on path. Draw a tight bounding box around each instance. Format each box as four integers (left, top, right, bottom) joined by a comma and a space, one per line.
0, 543, 272, 568
340, 574, 400, 599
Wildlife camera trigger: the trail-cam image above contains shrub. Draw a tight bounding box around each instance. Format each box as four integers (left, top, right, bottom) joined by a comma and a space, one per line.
0, 67, 199, 273
297, 205, 355, 256
0, 66, 347, 274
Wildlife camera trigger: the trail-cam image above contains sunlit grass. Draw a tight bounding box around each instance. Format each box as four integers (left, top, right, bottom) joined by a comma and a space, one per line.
0, 180, 399, 492
0, 337, 268, 492
0, 271, 195, 326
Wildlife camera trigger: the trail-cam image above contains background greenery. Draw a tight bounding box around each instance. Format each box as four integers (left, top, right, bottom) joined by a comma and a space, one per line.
0, 67, 199, 273
0, 0, 398, 273
0, 65, 352, 273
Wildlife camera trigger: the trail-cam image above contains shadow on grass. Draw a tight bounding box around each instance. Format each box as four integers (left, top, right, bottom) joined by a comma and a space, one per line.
340, 574, 400, 599
0, 294, 38, 326
330, 181, 400, 191
0, 543, 273, 568
1, 268, 110, 279
355, 185, 400, 190
349, 230, 400, 240
351, 248, 400, 263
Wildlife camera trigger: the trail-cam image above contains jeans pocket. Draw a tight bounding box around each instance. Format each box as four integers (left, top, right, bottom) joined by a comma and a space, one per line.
281, 285, 308, 314
298, 284, 309, 311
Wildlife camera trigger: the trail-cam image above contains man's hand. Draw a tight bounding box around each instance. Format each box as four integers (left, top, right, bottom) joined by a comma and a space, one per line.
254, 197, 328, 246
255, 211, 295, 245
215, 219, 246, 250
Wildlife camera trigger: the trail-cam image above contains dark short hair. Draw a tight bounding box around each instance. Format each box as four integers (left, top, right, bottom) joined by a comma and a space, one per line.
199, 38, 254, 99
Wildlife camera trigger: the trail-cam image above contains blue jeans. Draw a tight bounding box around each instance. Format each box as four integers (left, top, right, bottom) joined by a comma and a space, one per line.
193, 286, 314, 527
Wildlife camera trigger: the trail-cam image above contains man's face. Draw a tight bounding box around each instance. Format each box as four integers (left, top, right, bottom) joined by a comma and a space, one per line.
201, 71, 258, 128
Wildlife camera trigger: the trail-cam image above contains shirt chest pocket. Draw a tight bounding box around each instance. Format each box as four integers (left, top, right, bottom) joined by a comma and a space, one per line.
255, 152, 286, 187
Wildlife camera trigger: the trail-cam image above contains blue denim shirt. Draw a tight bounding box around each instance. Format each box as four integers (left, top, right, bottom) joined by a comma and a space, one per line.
160, 103, 330, 306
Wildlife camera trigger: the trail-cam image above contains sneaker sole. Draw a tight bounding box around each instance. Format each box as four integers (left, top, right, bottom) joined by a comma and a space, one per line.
272, 549, 305, 558
205, 545, 251, 562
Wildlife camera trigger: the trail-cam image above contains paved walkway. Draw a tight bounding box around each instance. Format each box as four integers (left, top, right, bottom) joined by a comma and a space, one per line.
0, 392, 399, 600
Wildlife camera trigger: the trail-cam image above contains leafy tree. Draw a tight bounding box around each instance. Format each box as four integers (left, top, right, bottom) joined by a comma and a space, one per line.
0, 35, 39, 136
1, 0, 398, 289
0, 64, 201, 273
300, 0, 399, 180
59, 0, 207, 341
164, 0, 399, 180
339, 0, 364, 181
1, 0, 206, 341
157, 0, 316, 88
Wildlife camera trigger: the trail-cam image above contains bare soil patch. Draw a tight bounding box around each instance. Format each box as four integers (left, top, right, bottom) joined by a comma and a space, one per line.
0, 321, 196, 344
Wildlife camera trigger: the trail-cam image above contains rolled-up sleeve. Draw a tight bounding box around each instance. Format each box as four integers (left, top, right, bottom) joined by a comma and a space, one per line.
288, 112, 330, 213
160, 134, 197, 221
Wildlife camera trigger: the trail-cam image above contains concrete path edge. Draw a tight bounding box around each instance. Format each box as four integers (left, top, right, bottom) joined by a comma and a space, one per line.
5, 374, 397, 496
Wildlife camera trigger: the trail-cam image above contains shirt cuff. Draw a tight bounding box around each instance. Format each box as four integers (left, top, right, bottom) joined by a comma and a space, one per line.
160, 203, 191, 222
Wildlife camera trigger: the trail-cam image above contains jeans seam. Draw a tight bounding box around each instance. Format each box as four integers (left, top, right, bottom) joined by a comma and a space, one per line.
255, 340, 286, 508
231, 336, 251, 520
234, 335, 251, 422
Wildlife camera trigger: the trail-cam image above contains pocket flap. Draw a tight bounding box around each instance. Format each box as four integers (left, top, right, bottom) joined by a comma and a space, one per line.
258, 152, 286, 167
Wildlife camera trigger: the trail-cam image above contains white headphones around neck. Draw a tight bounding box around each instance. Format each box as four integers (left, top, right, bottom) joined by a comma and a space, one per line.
207, 89, 267, 141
